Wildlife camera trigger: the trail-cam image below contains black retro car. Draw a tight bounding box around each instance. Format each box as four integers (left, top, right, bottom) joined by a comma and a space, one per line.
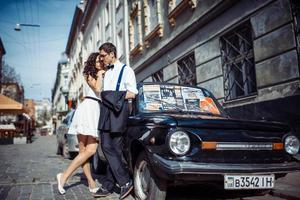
122, 82, 300, 200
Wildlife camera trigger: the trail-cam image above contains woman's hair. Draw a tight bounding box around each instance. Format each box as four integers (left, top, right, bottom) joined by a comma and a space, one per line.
83, 52, 99, 79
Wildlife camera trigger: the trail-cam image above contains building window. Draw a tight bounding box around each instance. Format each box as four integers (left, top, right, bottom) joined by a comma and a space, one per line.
169, 0, 183, 11
168, 0, 197, 27
105, 3, 109, 28
129, 1, 143, 57
143, 0, 163, 47
117, 30, 123, 59
220, 22, 257, 101
152, 68, 164, 82
291, 0, 300, 54
89, 36, 93, 52
177, 53, 196, 86
116, 0, 120, 8
96, 22, 100, 43
147, 0, 158, 32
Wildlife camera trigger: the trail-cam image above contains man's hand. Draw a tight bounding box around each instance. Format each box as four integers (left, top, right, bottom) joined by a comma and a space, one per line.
125, 91, 136, 99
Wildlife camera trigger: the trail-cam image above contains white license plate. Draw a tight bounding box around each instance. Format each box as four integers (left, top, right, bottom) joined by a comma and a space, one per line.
224, 174, 274, 189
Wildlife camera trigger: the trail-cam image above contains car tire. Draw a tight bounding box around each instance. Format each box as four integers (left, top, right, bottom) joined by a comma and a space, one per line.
134, 152, 167, 200
69, 152, 78, 160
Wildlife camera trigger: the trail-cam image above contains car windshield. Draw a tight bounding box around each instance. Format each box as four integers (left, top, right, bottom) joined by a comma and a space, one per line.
138, 84, 226, 116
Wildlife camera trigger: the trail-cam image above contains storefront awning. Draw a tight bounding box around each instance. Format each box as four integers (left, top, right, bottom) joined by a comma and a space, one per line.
0, 94, 26, 114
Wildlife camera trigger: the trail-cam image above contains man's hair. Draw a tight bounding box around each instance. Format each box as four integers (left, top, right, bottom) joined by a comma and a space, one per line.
99, 42, 117, 58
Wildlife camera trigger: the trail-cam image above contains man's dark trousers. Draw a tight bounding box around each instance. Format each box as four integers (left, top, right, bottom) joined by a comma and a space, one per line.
101, 131, 129, 190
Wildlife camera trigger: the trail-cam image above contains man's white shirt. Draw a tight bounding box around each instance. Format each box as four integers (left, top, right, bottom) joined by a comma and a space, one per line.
103, 60, 138, 94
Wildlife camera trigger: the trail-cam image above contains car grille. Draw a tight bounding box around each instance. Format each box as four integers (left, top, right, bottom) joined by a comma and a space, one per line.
191, 150, 291, 164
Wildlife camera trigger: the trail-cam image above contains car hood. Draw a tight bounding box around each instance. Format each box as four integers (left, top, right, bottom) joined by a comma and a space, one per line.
134, 113, 290, 132
171, 114, 290, 132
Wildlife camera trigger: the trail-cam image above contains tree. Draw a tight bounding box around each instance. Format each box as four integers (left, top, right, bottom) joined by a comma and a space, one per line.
37, 107, 52, 126
1, 63, 21, 83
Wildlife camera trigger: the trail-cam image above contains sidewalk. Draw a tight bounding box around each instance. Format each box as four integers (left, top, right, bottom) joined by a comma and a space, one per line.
271, 155, 300, 200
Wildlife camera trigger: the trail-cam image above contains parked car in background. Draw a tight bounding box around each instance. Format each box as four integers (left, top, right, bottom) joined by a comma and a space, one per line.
40, 125, 52, 136
91, 82, 300, 200
56, 109, 78, 158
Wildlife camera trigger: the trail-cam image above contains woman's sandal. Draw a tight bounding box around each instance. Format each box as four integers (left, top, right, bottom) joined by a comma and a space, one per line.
56, 173, 66, 195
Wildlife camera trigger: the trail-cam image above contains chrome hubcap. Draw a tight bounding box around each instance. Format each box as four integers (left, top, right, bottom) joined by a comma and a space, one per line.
136, 160, 150, 199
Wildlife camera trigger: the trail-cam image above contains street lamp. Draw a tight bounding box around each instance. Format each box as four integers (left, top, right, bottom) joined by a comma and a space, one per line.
14, 23, 40, 31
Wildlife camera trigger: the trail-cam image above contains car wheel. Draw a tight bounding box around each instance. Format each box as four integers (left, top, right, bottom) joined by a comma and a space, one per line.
134, 152, 166, 200
69, 152, 78, 160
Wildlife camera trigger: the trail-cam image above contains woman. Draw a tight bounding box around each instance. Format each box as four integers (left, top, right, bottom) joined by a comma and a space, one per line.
56, 52, 105, 195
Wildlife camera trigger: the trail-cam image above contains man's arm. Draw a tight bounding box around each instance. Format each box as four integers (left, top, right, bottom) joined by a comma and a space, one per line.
124, 65, 138, 99
125, 91, 136, 99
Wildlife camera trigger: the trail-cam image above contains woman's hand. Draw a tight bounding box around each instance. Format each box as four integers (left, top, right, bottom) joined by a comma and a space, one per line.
97, 70, 106, 78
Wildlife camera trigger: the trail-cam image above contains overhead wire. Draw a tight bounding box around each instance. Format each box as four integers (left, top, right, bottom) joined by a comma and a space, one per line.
29, 0, 38, 73
15, 0, 31, 73
22, 0, 30, 70
5, 37, 67, 44
29, 0, 36, 71
37, 0, 40, 75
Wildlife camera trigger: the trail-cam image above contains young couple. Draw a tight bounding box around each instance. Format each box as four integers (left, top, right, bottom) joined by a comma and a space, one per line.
56, 42, 137, 199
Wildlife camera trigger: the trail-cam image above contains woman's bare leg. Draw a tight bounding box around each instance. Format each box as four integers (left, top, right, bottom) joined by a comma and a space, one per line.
81, 136, 98, 189
60, 134, 97, 187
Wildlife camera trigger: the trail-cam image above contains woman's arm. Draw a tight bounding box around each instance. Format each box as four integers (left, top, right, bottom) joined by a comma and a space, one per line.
96, 70, 105, 92
85, 75, 99, 92
85, 70, 105, 93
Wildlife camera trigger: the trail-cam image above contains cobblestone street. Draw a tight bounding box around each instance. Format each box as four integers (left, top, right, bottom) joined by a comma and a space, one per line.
0, 135, 133, 200
0, 135, 299, 200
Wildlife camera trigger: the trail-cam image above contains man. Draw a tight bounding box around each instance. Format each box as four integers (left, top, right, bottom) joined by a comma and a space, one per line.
96, 42, 137, 199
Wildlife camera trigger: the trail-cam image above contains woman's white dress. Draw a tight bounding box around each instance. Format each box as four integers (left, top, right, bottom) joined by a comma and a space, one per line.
68, 82, 100, 138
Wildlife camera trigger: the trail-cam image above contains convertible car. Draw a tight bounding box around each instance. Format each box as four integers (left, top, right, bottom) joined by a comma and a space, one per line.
121, 82, 300, 200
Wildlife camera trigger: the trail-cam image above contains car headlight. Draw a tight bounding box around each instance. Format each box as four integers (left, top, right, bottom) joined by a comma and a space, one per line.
284, 135, 300, 155
168, 131, 190, 156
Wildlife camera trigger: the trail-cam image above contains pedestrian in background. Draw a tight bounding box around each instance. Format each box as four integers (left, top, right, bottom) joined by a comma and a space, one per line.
56, 52, 105, 196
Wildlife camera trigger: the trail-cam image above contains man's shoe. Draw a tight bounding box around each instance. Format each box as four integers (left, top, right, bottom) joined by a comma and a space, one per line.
92, 186, 111, 198
119, 180, 133, 200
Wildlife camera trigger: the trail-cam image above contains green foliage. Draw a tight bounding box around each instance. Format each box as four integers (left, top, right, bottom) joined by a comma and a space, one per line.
37, 107, 52, 126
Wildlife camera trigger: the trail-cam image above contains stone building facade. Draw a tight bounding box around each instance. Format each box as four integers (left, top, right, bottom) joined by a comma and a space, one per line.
61, 0, 130, 104
0, 37, 6, 91
59, 0, 300, 135
51, 54, 70, 116
129, 0, 300, 133
24, 99, 35, 122
65, 3, 84, 105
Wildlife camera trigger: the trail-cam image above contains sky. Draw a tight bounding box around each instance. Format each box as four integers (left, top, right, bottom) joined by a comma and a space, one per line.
0, 0, 79, 101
